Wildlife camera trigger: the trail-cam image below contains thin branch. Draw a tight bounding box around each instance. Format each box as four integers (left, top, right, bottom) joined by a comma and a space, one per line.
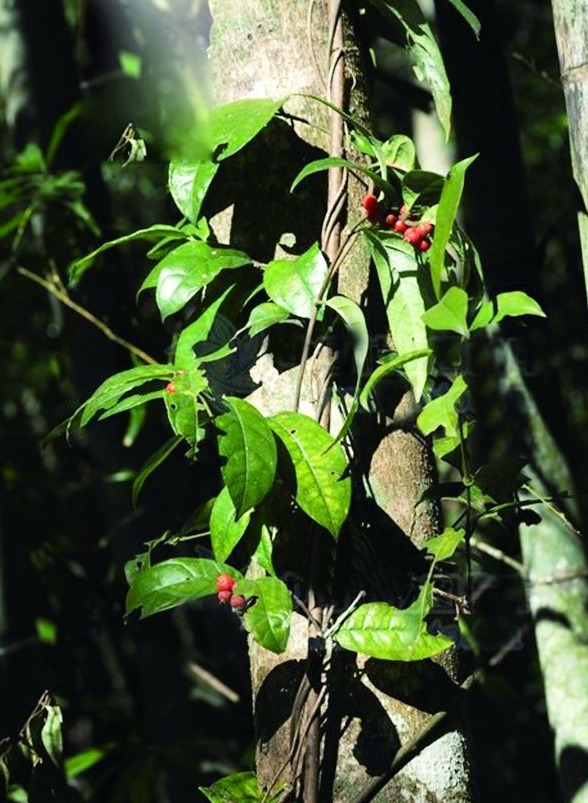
18, 266, 158, 365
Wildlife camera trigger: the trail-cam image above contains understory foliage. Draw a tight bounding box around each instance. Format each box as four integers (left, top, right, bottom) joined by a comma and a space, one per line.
50, 95, 545, 799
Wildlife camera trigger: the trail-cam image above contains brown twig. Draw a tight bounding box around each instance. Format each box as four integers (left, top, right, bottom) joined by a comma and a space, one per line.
18, 266, 158, 365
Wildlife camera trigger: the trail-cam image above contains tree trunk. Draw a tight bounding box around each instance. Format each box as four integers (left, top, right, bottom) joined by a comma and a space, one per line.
207, 1, 475, 799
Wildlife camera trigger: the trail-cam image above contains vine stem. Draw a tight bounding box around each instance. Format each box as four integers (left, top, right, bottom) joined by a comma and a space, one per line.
18, 266, 158, 366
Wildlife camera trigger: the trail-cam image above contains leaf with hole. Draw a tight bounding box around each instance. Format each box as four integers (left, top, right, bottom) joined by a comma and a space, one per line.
268, 412, 350, 538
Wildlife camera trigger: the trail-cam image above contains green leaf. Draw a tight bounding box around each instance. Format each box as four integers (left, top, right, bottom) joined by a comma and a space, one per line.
65, 748, 107, 780
444, 0, 481, 38
210, 97, 284, 160
359, 348, 432, 410
126, 558, 242, 617
366, 0, 453, 138
426, 526, 466, 561
238, 577, 293, 654
45, 102, 81, 169
429, 155, 478, 298
164, 367, 209, 454
68, 224, 187, 286
290, 156, 396, 198
365, 231, 429, 400
469, 291, 546, 331
325, 295, 369, 399
132, 435, 183, 506
174, 284, 236, 369
168, 159, 219, 222
216, 397, 277, 518
263, 242, 328, 318
140, 241, 250, 320
402, 170, 444, 210
199, 771, 274, 803
210, 487, 252, 562
97, 389, 164, 421
422, 286, 470, 337
417, 374, 468, 437
268, 412, 351, 538
334, 584, 454, 661
382, 135, 416, 172
251, 524, 276, 576
246, 301, 290, 336
40, 704, 63, 766
80, 364, 174, 427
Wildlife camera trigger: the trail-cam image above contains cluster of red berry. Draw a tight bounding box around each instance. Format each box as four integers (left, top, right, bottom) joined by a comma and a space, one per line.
362, 193, 433, 252
215, 573, 247, 610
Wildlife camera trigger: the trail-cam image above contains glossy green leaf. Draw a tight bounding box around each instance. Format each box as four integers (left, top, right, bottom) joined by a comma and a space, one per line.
268, 412, 351, 538
68, 224, 186, 286
210, 486, 252, 562
334, 584, 454, 660
97, 389, 164, 421
238, 577, 293, 654
469, 291, 546, 331
132, 435, 183, 507
326, 295, 369, 398
199, 771, 276, 803
366, 231, 429, 400
263, 242, 328, 318
216, 397, 277, 518
422, 286, 470, 337
209, 97, 284, 160
139, 242, 250, 320
444, 0, 481, 38
290, 156, 396, 198
426, 527, 466, 561
174, 285, 235, 369
429, 155, 478, 298
417, 374, 468, 437
382, 135, 416, 172
168, 159, 219, 222
41, 704, 63, 766
251, 524, 276, 576
366, 0, 452, 138
164, 367, 209, 455
126, 558, 242, 618
359, 348, 432, 410
246, 301, 290, 336
80, 364, 174, 427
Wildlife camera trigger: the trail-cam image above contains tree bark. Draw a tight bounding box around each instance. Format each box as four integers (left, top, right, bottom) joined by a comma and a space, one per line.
208, 1, 475, 799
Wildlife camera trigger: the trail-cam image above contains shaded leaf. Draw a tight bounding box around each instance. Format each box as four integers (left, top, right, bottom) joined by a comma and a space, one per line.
326, 295, 369, 398
359, 348, 431, 410
132, 435, 183, 506
290, 156, 396, 197
174, 285, 236, 369
443, 0, 481, 38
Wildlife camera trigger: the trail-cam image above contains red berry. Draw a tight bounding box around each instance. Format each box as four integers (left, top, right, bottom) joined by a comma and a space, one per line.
415, 221, 433, 237
216, 573, 236, 593
217, 590, 233, 603
385, 213, 397, 228
165, 381, 177, 394
419, 239, 431, 252
404, 227, 422, 245
393, 219, 407, 234
362, 193, 379, 214
230, 594, 247, 609
399, 203, 409, 218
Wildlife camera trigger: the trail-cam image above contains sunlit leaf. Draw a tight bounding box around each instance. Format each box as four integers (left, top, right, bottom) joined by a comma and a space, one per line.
426, 526, 466, 561
132, 435, 183, 506
199, 771, 277, 802
80, 364, 174, 427
422, 286, 470, 337
417, 374, 468, 437
210, 487, 252, 562
470, 291, 546, 330
359, 348, 431, 410
210, 98, 284, 160
168, 159, 219, 222
263, 242, 328, 319
238, 577, 292, 654
246, 301, 290, 336
268, 412, 350, 538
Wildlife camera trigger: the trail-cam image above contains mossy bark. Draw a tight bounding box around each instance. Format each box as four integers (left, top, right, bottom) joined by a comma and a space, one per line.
207, 1, 475, 799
